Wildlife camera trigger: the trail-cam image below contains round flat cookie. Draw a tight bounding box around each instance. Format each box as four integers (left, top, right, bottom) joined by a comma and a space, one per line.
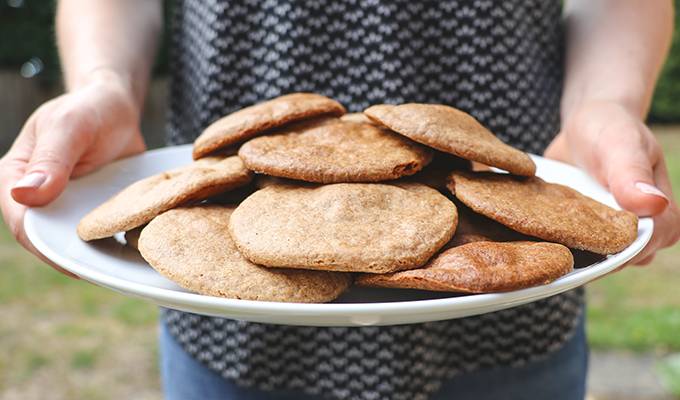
77, 156, 252, 241
229, 183, 458, 273
448, 171, 639, 254
193, 93, 346, 159
364, 103, 536, 176
356, 241, 574, 293
139, 206, 351, 302
238, 119, 433, 183
449, 201, 606, 268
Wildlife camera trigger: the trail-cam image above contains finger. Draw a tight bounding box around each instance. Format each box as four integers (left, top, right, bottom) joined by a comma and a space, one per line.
626, 156, 680, 265
1, 118, 37, 239
626, 219, 658, 266
652, 159, 680, 248
11, 112, 94, 207
0, 156, 78, 278
10, 209, 79, 278
603, 252, 654, 276
633, 254, 656, 266
1, 154, 31, 246
628, 204, 678, 266
604, 136, 668, 217
24, 235, 80, 278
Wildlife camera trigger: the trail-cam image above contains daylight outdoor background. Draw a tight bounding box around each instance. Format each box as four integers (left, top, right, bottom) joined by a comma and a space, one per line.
1, 2, 679, 400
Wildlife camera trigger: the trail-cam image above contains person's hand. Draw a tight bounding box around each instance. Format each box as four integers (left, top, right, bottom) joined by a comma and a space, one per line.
0, 71, 146, 275
545, 100, 680, 265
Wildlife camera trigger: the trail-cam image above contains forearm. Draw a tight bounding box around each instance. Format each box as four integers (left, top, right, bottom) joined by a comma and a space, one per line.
561, 0, 674, 119
56, 0, 162, 108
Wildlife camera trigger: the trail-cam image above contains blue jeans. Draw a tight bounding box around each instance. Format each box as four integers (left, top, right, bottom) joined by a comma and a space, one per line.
160, 315, 588, 400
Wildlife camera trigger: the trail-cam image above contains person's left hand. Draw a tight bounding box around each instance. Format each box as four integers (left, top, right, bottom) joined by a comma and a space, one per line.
545, 100, 680, 265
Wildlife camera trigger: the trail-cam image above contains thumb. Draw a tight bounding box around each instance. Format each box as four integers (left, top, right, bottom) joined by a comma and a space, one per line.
604, 141, 669, 217
11, 121, 91, 207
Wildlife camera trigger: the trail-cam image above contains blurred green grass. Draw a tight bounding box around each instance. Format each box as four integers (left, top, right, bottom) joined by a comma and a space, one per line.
0, 128, 678, 398
0, 220, 159, 399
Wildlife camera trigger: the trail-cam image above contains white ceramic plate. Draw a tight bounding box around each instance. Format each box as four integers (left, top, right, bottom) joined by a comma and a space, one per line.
24, 145, 653, 326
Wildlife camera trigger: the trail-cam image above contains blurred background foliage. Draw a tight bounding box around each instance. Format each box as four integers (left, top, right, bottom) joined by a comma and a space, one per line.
0, 0, 170, 85
0, 1, 59, 84
653, 0, 680, 122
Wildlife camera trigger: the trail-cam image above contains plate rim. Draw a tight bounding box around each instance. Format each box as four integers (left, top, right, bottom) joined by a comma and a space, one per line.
23, 146, 654, 323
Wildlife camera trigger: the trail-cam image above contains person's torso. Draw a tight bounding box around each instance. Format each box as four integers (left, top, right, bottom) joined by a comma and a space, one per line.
164, 2, 581, 399
168, 0, 564, 154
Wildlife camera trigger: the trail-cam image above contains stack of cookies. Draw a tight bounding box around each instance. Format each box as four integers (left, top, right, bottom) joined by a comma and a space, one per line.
77, 93, 639, 303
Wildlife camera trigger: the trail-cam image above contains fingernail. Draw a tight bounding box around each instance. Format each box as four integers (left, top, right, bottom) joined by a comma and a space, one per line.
12, 172, 47, 190
635, 182, 670, 203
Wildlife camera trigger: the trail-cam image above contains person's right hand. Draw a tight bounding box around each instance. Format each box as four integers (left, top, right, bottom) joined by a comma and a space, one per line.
0, 70, 146, 275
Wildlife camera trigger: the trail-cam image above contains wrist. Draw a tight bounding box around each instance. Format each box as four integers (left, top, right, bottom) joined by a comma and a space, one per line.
561, 75, 650, 123
70, 67, 139, 107
561, 98, 643, 126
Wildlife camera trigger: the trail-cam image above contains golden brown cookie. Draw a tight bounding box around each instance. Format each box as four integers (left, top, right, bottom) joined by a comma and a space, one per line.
364, 103, 536, 176
448, 171, 638, 254
356, 241, 573, 293
139, 206, 351, 302
450, 201, 608, 267
238, 119, 433, 183
77, 156, 252, 241
451, 202, 605, 267
193, 93, 345, 159
229, 182, 458, 273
